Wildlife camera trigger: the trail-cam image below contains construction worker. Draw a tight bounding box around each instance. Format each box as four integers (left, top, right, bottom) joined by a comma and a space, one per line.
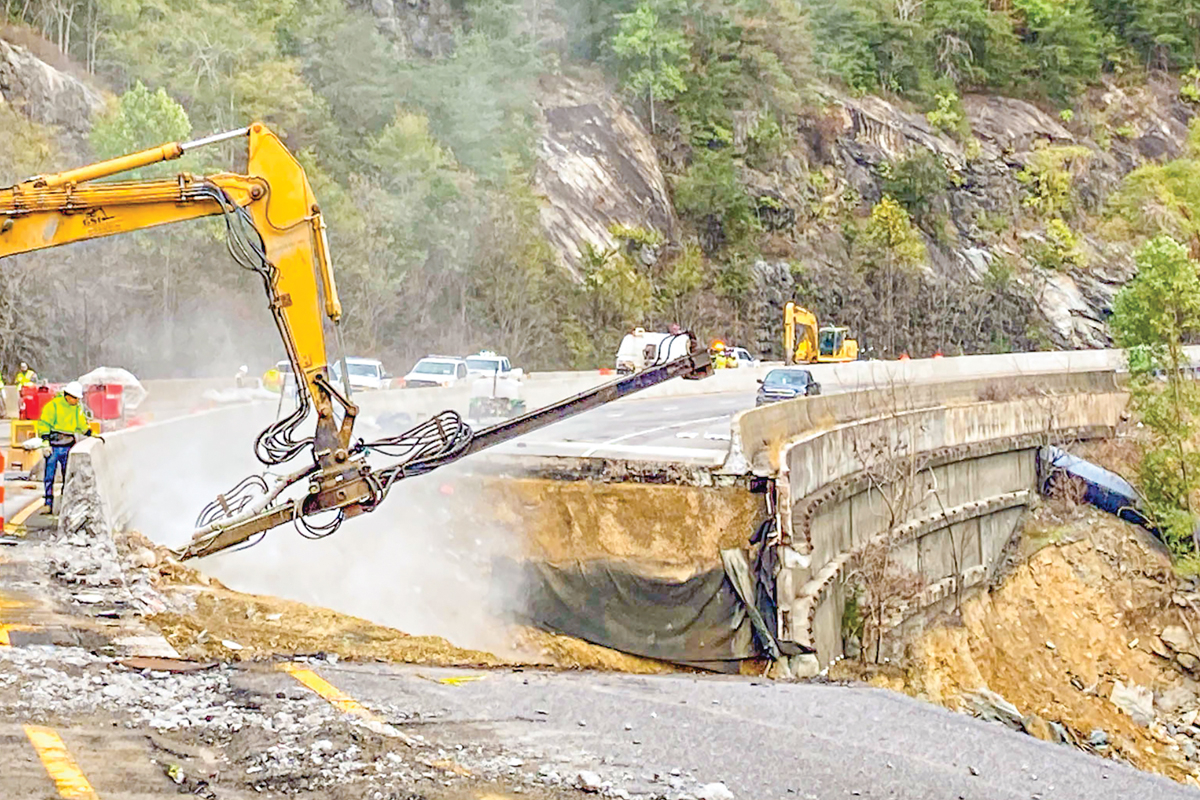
35, 381, 94, 514
712, 341, 734, 369
14, 362, 37, 387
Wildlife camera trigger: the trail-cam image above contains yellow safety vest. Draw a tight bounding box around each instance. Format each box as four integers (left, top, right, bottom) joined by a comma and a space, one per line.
14, 370, 37, 387
35, 395, 91, 439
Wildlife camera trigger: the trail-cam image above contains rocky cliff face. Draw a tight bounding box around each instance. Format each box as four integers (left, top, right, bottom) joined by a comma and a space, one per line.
533, 74, 677, 273
0, 38, 103, 140
528, 71, 1194, 353
798, 79, 1194, 349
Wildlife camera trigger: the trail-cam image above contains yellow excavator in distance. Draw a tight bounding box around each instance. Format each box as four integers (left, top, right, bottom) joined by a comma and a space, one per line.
0, 123, 712, 560
783, 301, 858, 365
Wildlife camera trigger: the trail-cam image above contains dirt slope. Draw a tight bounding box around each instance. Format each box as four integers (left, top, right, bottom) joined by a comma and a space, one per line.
870, 505, 1200, 785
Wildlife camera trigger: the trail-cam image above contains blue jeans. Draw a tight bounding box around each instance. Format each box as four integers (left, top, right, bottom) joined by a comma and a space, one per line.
44, 445, 71, 509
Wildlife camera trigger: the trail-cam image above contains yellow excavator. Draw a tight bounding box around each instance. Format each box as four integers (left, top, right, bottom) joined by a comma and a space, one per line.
0, 124, 711, 559
783, 301, 858, 365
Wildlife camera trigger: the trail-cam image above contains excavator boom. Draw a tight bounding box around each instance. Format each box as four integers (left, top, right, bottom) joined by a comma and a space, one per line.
0, 124, 712, 560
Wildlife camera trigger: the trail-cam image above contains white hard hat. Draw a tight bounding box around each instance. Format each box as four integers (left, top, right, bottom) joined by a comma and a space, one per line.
63, 381, 84, 398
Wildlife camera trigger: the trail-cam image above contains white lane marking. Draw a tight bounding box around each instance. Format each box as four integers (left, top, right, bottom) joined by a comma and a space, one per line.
703, 432, 731, 441
676, 432, 699, 439
580, 415, 730, 457
606, 412, 625, 418
661, 405, 678, 411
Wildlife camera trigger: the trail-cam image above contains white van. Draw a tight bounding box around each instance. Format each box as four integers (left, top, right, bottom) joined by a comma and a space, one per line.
615, 328, 691, 374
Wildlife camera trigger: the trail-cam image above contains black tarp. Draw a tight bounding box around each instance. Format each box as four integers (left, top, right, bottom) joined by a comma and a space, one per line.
494, 557, 758, 670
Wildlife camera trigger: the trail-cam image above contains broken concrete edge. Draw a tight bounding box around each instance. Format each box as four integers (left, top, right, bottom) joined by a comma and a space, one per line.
470, 453, 748, 487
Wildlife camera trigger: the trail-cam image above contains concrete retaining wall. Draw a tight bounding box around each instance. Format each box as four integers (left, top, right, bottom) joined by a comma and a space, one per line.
738, 371, 1128, 669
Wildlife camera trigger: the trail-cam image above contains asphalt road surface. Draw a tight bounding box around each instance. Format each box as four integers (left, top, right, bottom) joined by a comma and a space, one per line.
485, 362, 863, 464
487, 391, 756, 464
325, 663, 1197, 800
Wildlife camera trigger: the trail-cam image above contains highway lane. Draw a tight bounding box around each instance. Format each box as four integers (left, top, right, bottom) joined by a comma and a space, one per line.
324, 662, 1194, 800
482, 361, 865, 464
486, 390, 755, 463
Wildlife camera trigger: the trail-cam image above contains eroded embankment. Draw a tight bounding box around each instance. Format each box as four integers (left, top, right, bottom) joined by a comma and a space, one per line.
129, 465, 767, 673
486, 476, 760, 574
845, 503, 1200, 786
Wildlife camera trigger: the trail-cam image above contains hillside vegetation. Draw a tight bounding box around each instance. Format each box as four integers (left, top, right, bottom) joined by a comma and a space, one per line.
2, 0, 1200, 376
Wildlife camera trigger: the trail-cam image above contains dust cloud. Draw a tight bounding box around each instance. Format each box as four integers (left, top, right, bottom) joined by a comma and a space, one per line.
118, 403, 525, 655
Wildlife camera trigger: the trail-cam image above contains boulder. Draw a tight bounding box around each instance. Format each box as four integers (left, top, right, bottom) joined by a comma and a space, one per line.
1161, 626, 1199, 658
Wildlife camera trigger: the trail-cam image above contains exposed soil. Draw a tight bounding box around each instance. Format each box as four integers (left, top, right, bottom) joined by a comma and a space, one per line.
487, 477, 760, 572
119, 531, 681, 674
835, 502, 1200, 786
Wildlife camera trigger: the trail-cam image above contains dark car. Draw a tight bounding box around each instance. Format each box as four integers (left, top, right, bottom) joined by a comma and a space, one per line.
756, 367, 822, 406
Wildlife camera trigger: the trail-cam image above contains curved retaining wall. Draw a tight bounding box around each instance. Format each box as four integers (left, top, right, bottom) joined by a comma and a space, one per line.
731, 370, 1128, 669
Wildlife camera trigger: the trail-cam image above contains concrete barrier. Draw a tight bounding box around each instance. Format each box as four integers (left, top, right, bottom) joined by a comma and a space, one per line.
739, 370, 1129, 671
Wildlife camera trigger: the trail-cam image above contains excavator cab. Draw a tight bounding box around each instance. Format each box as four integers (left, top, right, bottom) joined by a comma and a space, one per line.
818, 326, 857, 360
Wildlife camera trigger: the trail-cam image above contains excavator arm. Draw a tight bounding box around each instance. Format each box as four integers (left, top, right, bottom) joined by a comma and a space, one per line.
0, 123, 712, 560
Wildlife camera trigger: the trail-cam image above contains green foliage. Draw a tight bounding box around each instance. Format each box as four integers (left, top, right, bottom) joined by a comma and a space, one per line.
1107, 123, 1200, 245
1027, 217, 1086, 270
1112, 236, 1200, 558
674, 149, 759, 252
746, 112, 786, 168
925, 91, 967, 138
668, 0, 812, 153
0, 106, 59, 184
609, 223, 665, 247
611, 0, 689, 130
1183, 69, 1200, 104
879, 149, 949, 233
1092, 0, 1200, 71
1010, 0, 1107, 102
862, 195, 927, 269
1059, 108, 1075, 122
1015, 144, 1092, 218
89, 82, 192, 172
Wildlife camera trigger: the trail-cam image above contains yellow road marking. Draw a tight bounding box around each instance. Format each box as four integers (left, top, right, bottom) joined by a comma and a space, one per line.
276, 662, 375, 719
4, 498, 44, 534
436, 674, 486, 686
23, 725, 100, 800
276, 663, 473, 776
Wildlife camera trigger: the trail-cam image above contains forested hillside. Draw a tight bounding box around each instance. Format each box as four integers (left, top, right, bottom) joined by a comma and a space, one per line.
1, 0, 1199, 377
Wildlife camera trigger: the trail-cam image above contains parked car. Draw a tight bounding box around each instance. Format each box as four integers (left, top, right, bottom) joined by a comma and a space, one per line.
464, 351, 516, 378
331, 357, 392, 391
402, 356, 469, 388
755, 367, 821, 406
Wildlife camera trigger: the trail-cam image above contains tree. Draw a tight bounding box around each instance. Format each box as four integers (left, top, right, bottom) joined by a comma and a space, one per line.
674, 149, 759, 254
611, 0, 689, 133
859, 195, 927, 356
1111, 235, 1200, 557
89, 81, 192, 163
